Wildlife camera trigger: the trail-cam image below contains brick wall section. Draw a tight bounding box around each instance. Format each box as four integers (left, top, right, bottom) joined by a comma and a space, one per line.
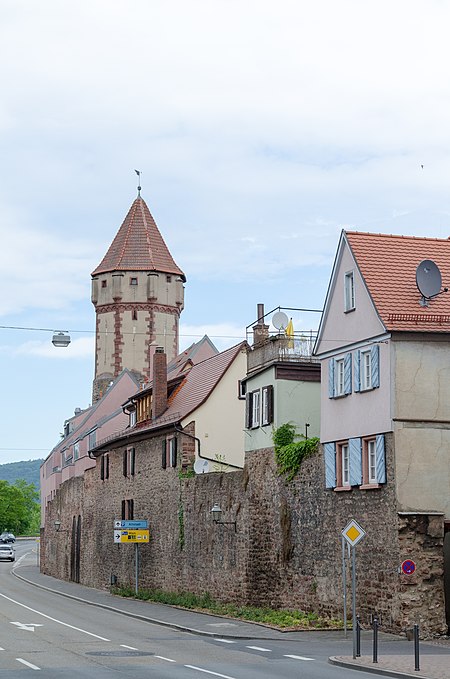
41, 432, 447, 636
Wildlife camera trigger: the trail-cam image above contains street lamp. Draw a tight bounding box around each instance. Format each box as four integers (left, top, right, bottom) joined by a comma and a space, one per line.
52, 331, 71, 348
54, 519, 61, 532
210, 503, 237, 532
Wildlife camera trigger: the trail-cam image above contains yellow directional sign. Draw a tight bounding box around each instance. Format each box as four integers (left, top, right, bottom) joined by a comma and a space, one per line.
342, 519, 365, 547
114, 529, 149, 544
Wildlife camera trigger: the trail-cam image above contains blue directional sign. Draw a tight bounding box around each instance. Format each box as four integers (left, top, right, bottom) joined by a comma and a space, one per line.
114, 519, 148, 529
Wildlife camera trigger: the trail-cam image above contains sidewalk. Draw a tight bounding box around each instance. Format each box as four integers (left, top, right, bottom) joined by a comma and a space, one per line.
13, 564, 450, 679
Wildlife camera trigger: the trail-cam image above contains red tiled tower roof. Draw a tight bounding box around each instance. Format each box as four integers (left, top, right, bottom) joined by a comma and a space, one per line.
346, 231, 450, 332
92, 196, 185, 280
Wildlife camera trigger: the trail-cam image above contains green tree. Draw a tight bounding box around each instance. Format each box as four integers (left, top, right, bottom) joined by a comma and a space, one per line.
0, 479, 39, 535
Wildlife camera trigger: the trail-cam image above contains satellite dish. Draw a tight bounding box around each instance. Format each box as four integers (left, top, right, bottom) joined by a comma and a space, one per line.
416, 260, 442, 300
193, 458, 209, 474
272, 311, 289, 330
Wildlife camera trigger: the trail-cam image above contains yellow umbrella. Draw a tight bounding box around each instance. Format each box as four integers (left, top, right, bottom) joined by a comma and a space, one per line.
285, 317, 294, 349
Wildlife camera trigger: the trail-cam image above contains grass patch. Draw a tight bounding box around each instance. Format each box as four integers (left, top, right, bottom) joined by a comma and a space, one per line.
111, 586, 343, 630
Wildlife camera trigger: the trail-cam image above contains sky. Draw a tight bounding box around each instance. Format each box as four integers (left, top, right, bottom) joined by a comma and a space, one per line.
1, 0, 450, 464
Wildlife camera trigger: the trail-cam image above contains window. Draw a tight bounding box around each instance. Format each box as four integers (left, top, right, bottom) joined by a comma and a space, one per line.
166, 275, 172, 282
122, 447, 136, 477
238, 380, 246, 400
121, 498, 134, 520
161, 437, 177, 469
361, 436, 386, 486
73, 442, 80, 461
130, 277, 138, 286
335, 359, 345, 396
101, 280, 107, 288
261, 385, 274, 426
252, 390, 260, 427
88, 430, 96, 450
132, 309, 138, 321
344, 271, 355, 311
325, 434, 386, 490
329, 354, 352, 398
129, 408, 137, 427
337, 442, 350, 488
361, 350, 372, 390
100, 453, 109, 480
355, 344, 379, 392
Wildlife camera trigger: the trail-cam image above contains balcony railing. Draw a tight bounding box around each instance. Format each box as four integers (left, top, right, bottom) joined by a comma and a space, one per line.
247, 332, 318, 373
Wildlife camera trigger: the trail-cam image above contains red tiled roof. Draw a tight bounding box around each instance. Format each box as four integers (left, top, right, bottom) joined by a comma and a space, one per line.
92, 196, 185, 279
346, 231, 450, 332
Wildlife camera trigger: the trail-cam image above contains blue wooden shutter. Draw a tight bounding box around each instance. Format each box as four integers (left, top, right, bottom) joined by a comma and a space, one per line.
324, 443, 336, 488
375, 434, 386, 483
371, 344, 380, 388
354, 350, 360, 392
328, 359, 335, 398
344, 353, 352, 395
349, 437, 362, 486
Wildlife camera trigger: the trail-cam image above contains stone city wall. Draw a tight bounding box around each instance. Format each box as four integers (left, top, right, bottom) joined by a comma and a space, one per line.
41, 433, 447, 636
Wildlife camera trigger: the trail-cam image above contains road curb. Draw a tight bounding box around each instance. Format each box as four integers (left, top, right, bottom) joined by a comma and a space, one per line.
329, 656, 431, 679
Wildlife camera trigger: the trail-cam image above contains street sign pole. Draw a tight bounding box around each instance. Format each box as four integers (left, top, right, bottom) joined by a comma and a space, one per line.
342, 536, 347, 638
352, 545, 357, 659
135, 543, 139, 594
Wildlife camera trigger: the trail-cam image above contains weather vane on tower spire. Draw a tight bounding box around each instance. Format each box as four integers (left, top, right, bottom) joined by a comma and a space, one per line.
134, 169, 142, 197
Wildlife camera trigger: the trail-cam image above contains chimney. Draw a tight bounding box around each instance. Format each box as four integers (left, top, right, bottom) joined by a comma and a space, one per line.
252, 303, 269, 347
152, 347, 167, 419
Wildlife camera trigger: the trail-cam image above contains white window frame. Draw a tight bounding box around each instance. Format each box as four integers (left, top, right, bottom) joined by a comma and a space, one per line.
261, 386, 273, 426
251, 390, 260, 428
73, 442, 80, 461
129, 409, 137, 426
341, 443, 350, 486
361, 350, 372, 390
367, 439, 377, 484
335, 358, 345, 396
344, 271, 355, 311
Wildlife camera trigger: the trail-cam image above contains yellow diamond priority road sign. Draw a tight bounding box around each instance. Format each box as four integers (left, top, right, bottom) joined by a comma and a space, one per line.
342, 519, 366, 547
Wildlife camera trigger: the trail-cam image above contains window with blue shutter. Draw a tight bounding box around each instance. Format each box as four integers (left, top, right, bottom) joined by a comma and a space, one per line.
371, 344, 380, 388
354, 350, 360, 392
375, 434, 386, 483
328, 359, 335, 398
344, 353, 352, 395
324, 442, 336, 488
349, 437, 362, 486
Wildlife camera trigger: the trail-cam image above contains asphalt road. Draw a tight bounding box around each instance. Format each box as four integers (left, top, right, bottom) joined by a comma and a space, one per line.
0, 540, 426, 678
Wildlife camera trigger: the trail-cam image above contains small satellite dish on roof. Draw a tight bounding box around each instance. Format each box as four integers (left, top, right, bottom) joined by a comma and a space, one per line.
193, 458, 209, 474
416, 260, 445, 306
272, 311, 289, 330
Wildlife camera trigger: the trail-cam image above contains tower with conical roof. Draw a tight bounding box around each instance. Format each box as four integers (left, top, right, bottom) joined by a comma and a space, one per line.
91, 195, 186, 402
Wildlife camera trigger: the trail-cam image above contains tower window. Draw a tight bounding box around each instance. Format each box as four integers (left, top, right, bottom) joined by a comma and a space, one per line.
132, 310, 138, 320
166, 275, 172, 282
130, 277, 138, 286
101, 280, 107, 288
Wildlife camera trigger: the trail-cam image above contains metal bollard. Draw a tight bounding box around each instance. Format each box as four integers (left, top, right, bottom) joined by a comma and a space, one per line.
414, 624, 420, 672
372, 616, 379, 663
356, 615, 361, 658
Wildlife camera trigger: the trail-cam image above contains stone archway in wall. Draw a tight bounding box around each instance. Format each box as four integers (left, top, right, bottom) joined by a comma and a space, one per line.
444, 522, 450, 632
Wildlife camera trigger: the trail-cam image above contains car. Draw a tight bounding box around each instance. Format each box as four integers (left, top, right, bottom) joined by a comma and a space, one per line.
0, 544, 15, 561
0, 532, 15, 543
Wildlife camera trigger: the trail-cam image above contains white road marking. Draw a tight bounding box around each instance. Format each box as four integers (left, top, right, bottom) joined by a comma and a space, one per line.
284, 654, 314, 661
155, 656, 176, 662
0, 647, 4, 651
214, 638, 235, 644
185, 666, 237, 679
17, 658, 41, 670
120, 644, 138, 650
0, 592, 110, 641
246, 645, 271, 652
11, 622, 43, 632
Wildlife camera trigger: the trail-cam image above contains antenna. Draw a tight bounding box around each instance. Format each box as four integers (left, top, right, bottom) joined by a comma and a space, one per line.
272, 311, 289, 331
416, 259, 447, 307
134, 169, 142, 197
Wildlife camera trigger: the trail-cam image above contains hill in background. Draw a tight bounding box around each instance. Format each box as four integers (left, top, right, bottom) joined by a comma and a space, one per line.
0, 459, 43, 490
